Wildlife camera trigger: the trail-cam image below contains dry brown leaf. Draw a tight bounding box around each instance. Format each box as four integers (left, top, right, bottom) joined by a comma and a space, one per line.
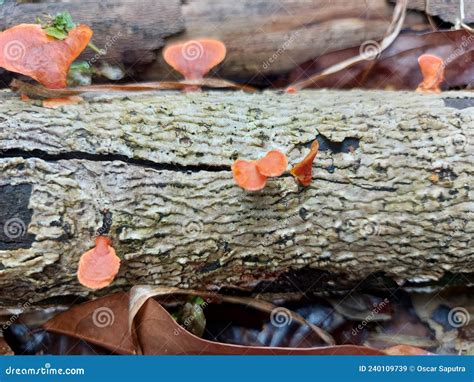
43, 292, 135, 355
287, 30, 474, 90
42, 288, 386, 355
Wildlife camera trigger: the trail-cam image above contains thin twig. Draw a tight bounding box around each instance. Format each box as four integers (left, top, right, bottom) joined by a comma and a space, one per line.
457, 0, 474, 32
287, 0, 408, 91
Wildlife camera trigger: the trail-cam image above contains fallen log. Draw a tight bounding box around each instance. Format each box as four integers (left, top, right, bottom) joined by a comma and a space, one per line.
392, 0, 474, 24
0, 0, 428, 85
0, 89, 473, 306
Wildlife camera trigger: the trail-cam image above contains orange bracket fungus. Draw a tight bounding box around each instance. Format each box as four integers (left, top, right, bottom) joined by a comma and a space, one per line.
163, 38, 226, 91
232, 150, 288, 191
0, 13, 92, 89
416, 54, 445, 93
290, 140, 319, 187
42, 96, 83, 109
77, 210, 120, 290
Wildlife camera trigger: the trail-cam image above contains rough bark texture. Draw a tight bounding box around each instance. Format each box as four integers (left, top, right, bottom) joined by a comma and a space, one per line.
396, 0, 474, 24
0, 89, 473, 306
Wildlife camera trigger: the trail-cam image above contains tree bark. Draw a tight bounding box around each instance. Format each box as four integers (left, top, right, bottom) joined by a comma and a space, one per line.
393, 0, 474, 24
0, 89, 473, 306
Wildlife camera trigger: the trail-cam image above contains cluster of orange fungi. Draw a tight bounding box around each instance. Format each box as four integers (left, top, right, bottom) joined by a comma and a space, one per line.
0, 19, 450, 289
232, 141, 320, 191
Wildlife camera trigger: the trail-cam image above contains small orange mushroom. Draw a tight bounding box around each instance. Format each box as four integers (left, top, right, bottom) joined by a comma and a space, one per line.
232, 160, 267, 191
384, 345, 431, 355
290, 140, 319, 187
416, 54, 445, 93
0, 24, 92, 89
255, 150, 288, 177
163, 39, 226, 91
77, 236, 120, 289
42, 96, 83, 108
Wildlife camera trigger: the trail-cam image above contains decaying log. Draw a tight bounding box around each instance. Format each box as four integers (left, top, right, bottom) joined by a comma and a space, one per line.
144, 0, 428, 82
0, 89, 473, 306
0, 0, 428, 85
394, 0, 474, 24
0, 0, 184, 66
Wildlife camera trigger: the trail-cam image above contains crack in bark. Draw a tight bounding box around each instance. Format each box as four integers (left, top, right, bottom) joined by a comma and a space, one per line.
0, 149, 229, 173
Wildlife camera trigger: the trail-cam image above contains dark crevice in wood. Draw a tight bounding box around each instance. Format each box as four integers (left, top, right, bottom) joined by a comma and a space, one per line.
0, 149, 229, 173
0, 184, 36, 250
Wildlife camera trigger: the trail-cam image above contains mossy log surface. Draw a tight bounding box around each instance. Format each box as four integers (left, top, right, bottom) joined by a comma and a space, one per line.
0, 89, 473, 306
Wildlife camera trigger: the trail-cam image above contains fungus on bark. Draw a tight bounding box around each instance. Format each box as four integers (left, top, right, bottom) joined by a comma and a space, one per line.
0, 23, 92, 89
290, 140, 319, 186
255, 150, 288, 177
232, 160, 267, 191
416, 54, 445, 93
77, 236, 120, 290
77, 209, 120, 289
232, 150, 288, 191
163, 39, 226, 91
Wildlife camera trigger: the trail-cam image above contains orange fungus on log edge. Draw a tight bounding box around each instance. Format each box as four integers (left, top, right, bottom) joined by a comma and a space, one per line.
290, 140, 319, 186
0, 24, 93, 89
77, 236, 120, 290
232, 160, 267, 191
416, 54, 445, 93
163, 39, 226, 80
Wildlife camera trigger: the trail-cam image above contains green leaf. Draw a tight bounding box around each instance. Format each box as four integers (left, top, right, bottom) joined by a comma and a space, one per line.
189, 296, 205, 306
69, 61, 91, 72
37, 11, 76, 40
43, 26, 68, 40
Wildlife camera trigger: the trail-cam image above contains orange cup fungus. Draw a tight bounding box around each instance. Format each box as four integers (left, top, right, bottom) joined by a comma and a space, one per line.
416, 54, 445, 93
232, 150, 288, 191
0, 23, 92, 89
290, 140, 319, 187
255, 150, 288, 177
163, 38, 226, 90
77, 236, 120, 290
